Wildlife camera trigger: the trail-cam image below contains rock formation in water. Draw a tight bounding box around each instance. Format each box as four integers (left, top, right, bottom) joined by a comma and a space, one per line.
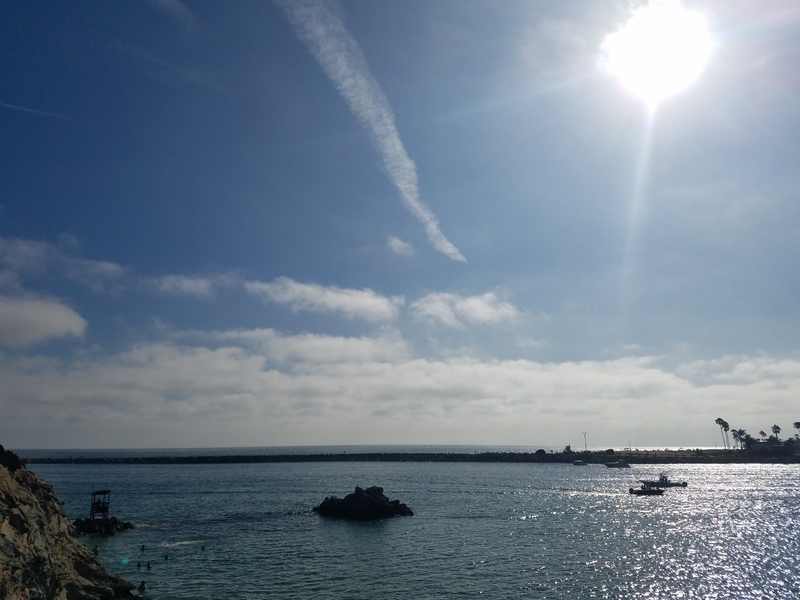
73, 517, 134, 537
314, 485, 413, 520
0, 445, 134, 599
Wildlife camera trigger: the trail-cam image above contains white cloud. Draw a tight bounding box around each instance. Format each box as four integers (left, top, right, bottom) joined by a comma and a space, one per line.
64, 259, 126, 292
208, 328, 409, 365
0, 236, 125, 292
277, 0, 466, 262
410, 291, 520, 328
245, 277, 403, 322
2, 333, 798, 448
152, 273, 234, 298
0, 237, 50, 273
0, 296, 87, 347
387, 235, 415, 257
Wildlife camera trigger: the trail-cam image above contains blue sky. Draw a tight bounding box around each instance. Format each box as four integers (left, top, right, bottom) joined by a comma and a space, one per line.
1, 0, 799, 450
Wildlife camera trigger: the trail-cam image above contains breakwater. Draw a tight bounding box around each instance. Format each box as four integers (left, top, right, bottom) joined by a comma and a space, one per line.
23, 449, 799, 465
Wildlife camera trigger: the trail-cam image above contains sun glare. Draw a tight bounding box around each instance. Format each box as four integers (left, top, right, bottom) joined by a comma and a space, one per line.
601, 1, 712, 109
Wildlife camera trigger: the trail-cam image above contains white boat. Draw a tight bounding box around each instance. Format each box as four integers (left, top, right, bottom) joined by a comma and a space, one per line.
639, 473, 687, 488
605, 461, 631, 468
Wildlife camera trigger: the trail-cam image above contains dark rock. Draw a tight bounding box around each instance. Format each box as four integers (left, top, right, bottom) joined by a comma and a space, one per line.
313, 485, 413, 521
0, 445, 23, 472
73, 516, 135, 536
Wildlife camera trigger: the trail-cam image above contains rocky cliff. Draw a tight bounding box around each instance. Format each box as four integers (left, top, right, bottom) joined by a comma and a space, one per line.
0, 445, 133, 600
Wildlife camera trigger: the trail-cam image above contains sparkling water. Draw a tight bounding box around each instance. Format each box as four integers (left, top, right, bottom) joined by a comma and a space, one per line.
28, 459, 800, 599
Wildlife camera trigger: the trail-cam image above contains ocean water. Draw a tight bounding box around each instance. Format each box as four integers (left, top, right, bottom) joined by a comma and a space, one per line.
27, 458, 800, 599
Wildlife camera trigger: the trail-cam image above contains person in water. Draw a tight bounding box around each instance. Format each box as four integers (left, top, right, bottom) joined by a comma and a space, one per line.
138, 581, 146, 592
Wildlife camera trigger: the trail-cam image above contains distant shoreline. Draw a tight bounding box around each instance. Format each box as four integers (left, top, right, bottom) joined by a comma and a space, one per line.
23, 449, 799, 465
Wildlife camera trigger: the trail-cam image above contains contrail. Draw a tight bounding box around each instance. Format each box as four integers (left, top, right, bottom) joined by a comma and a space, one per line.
0, 101, 73, 121
276, 0, 466, 262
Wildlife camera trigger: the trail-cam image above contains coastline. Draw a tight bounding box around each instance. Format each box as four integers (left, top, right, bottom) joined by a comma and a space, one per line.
22, 448, 800, 465
0, 446, 134, 599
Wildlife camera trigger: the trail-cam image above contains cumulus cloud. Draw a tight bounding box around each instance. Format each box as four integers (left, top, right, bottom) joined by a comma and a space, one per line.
410, 291, 520, 328
387, 235, 415, 257
245, 277, 403, 322
0, 296, 87, 347
277, 0, 466, 262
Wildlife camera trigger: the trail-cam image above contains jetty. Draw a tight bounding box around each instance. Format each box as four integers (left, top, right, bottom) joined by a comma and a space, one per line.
23, 448, 799, 465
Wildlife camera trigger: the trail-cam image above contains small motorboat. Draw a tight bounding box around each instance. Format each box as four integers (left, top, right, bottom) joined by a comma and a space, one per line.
605, 461, 631, 468
639, 473, 687, 488
629, 486, 664, 496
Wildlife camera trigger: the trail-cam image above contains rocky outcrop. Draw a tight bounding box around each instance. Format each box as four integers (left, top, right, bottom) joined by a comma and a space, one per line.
0, 445, 133, 600
72, 517, 134, 537
313, 485, 413, 521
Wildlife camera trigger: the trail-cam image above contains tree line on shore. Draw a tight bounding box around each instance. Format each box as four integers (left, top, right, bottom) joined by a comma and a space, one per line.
714, 418, 800, 453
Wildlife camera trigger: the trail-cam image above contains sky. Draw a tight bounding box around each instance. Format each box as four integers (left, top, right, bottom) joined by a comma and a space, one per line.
1, 0, 799, 450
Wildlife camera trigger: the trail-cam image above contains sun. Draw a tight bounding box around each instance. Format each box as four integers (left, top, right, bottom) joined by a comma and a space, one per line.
600, 1, 712, 109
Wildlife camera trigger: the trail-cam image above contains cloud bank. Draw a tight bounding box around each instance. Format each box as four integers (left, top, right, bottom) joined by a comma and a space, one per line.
3, 329, 798, 449
277, 0, 466, 262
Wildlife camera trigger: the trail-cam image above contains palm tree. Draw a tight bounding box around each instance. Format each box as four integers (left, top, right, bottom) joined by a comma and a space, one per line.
771, 424, 781, 441
737, 429, 747, 449
732, 429, 746, 449
715, 418, 728, 449
759, 430, 767, 440
794, 422, 800, 438
722, 421, 731, 449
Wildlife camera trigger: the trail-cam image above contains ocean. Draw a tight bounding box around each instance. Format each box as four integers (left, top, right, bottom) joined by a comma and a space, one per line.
24, 448, 800, 599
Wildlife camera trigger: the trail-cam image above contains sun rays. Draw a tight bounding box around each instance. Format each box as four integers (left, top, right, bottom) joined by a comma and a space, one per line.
599, 2, 714, 321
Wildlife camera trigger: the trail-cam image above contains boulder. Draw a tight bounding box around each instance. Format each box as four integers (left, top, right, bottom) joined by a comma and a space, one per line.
313, 485, 413, 521
0, 445, 134, 599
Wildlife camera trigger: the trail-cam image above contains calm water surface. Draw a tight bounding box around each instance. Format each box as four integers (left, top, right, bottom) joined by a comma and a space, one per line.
29, 461, 800, 599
